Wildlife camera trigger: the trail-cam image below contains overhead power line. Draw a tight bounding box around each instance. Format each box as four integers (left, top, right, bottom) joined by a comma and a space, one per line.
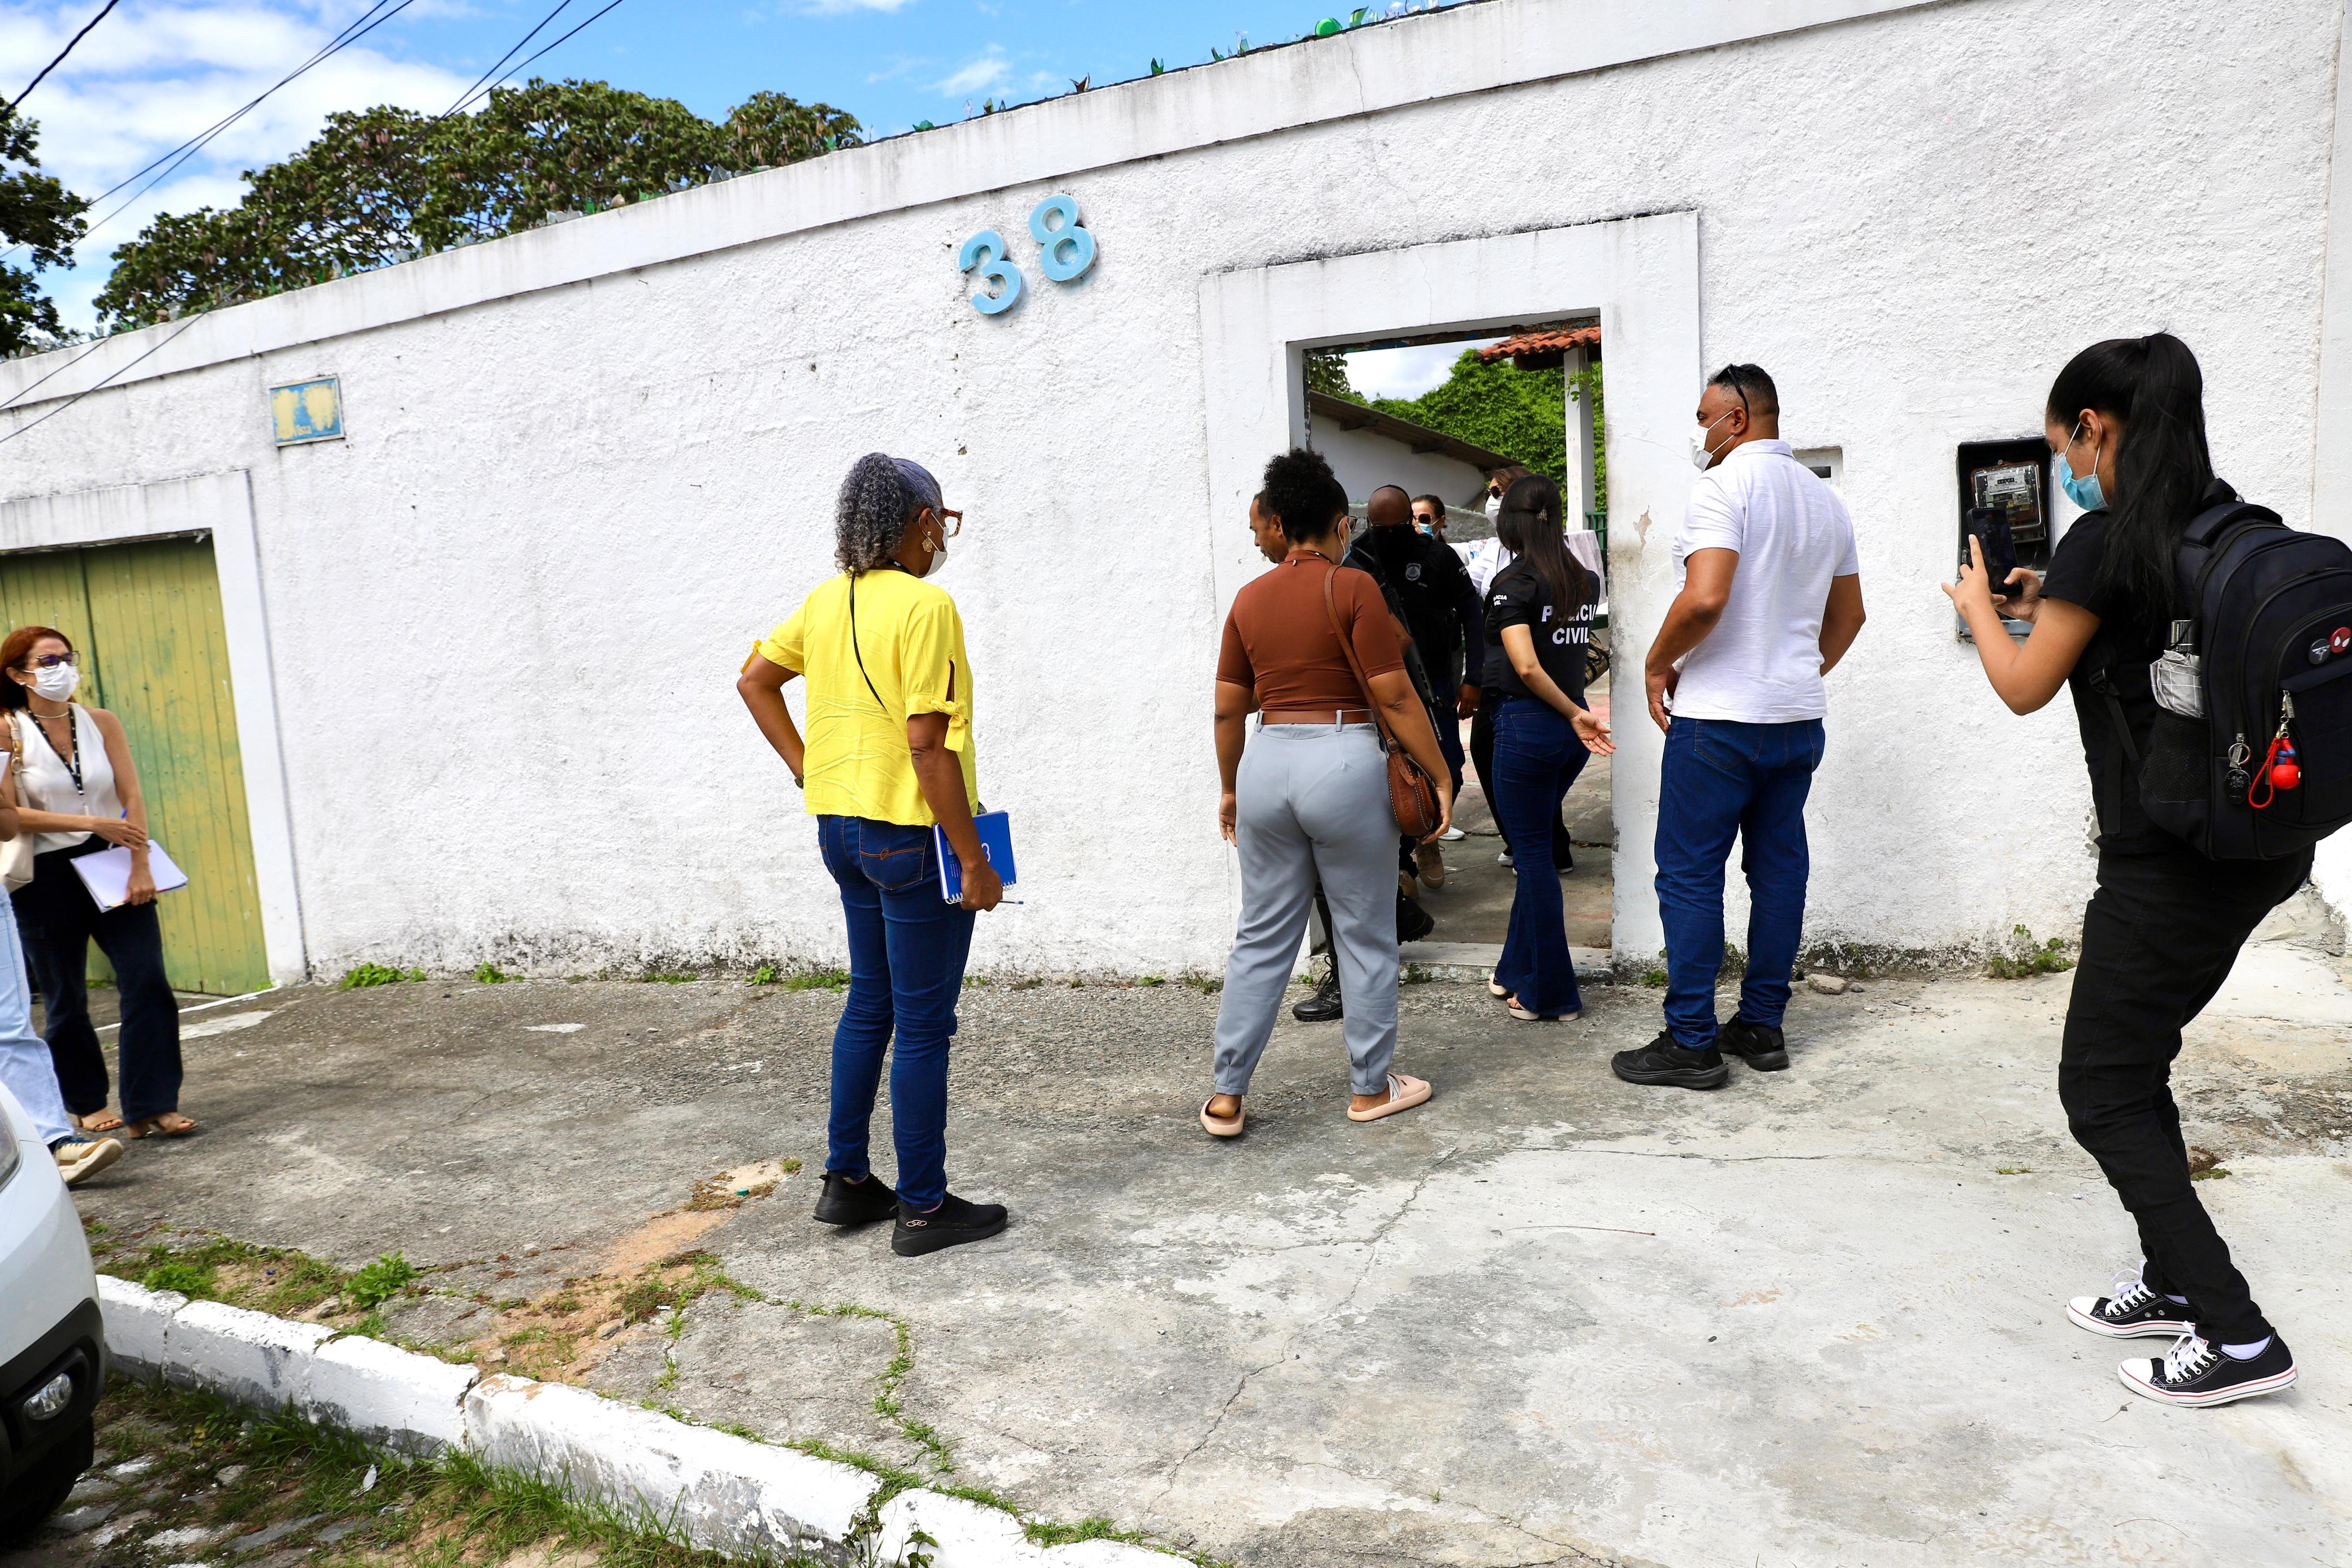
0, 308, 207, 447
440, 0, 573, 119
445, 0, 629, 119
6, 0, 119, 112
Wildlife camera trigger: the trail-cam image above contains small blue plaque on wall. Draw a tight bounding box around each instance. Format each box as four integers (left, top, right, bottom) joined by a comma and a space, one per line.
270, 376, 344, 445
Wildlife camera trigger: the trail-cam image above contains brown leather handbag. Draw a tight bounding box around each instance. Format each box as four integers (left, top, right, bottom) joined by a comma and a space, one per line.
1321, 563, 1445, 839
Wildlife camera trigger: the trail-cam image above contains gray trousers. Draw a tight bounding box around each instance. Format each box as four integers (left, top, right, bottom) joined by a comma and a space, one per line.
1214, 722, 1399, 1096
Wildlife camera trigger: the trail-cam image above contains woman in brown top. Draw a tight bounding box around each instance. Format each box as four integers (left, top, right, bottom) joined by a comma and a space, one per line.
1203, 449, 1452, 1138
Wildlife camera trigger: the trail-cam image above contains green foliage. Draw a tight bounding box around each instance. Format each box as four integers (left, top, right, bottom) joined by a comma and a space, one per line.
749, 964, 779, 985
1137, 975, 1165, 987
338, 961, 425, 989
782, 967, 850, 991
1642, 968, 1668, 987
141, 1258, 215, 1296
1987, 924, 2073, 979
1304, 347, 1353, 399
643, 972, 698, 984
346, 1251, 420, 1309
1365, 349, 1568, 488
96, 79, 861, 330
0, 107, 86, 354
474, 961, 515, 984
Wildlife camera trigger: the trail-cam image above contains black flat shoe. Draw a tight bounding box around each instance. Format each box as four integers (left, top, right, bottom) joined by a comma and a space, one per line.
813, 1169, 899, 1227
1610, 1029, 1730, 1090
892, 1192, 1010, 1257
1718, 1017, 1790, 1072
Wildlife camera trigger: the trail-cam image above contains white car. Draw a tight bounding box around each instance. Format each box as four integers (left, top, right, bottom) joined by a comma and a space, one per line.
0, 1085, 105, 1539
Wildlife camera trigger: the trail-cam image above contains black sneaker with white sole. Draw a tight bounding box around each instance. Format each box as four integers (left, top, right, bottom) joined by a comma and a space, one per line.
2066, 1274, 2194, 1339
2120, 1333, 2297, 1407
892, 1192, 1010, 1257
1610, 1030, 1730, 1090
1717, 1017, 1789, 1072
812, 1170, 898, 1227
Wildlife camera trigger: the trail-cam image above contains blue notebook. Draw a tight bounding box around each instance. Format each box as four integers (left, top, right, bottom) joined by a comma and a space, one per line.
934, 811, 1017, 903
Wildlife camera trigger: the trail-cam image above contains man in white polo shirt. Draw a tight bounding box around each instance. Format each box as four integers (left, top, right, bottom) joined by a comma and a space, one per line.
1613, 365, 1868, 1091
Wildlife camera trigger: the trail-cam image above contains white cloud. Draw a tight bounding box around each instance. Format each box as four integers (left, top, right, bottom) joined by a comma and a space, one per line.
0, 2, 474, 333
1346, 339, 1507, 401
934, 47, 1005, 97
794, 0, 914, 12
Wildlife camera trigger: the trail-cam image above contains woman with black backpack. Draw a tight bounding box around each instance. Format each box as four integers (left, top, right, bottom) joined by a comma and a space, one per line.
1945, 334, 2316, 1407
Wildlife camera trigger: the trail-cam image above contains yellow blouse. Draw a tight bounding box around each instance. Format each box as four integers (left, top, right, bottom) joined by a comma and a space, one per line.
756, 569, 979, 826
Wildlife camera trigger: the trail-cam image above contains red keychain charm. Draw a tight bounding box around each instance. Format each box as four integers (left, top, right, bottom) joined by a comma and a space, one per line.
2247, 697, 2301, 809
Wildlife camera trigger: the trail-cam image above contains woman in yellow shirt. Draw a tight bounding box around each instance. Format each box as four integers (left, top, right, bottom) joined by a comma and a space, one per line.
739, 453, 1006, 1258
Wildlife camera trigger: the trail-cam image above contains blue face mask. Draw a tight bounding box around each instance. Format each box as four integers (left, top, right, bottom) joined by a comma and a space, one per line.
2056, 424, 2106, 510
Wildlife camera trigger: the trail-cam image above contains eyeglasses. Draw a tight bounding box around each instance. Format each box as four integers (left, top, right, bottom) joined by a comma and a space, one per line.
28, 652, 75, 669
932, 508, 963, 539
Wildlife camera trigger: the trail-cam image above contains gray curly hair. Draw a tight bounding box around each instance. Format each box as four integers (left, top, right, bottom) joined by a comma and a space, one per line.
835, 452, 943, 573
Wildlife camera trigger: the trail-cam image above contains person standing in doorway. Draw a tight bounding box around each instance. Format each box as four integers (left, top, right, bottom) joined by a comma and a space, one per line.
738, 454, 1008, 1258
1203, 449, 1451, 1137
1486, 476, 1614, 1021
1464, 487, 1577, 875
1, 627, 192, 1141
1614, 366, 1866, 1090
1345, 485, 1480, 891
1947, 335, 2307, 1409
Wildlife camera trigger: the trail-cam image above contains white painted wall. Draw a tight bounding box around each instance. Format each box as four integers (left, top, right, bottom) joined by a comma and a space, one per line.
1313, 422, 1491, 509
0, 0, 2345, 976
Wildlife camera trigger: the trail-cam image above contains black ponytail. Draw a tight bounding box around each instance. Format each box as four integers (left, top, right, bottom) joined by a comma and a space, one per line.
2045, 334, 2215, 629
1495, 475, 1590, 617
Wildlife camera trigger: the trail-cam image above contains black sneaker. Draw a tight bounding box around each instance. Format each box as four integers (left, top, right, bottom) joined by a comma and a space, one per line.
892, 1192, 1009, 1257
2119, 1333, 2297, 1407
812, 1170, 898, 1227
2066, 1272, 2194, 1339
1610, 1030, 1730, 1090
1291, 972, 1343, 1024
1396, 894, 1436, 945
1718, 1017, 1789, 1072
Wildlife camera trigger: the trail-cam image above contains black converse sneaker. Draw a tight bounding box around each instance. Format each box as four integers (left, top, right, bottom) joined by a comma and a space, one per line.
2119, 1333, 2298, 1407
1717, 1017, 1790, 1072
2066, 1271, 2194, 1339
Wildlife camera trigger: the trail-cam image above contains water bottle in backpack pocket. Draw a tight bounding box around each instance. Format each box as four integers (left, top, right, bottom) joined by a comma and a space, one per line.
2116, 499, 2352, 859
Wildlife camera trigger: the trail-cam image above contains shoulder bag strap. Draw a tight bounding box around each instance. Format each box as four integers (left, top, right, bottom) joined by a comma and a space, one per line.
1322, 564, 1402, 751
846, 573, 889, 713
2084, 666, 2138, 837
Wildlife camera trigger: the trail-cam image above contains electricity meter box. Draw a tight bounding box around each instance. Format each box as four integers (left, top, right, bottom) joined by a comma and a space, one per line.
1955, 438, 2051, 642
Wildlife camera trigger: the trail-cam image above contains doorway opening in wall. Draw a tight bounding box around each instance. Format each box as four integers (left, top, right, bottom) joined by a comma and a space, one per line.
1302, 320, 1610, 964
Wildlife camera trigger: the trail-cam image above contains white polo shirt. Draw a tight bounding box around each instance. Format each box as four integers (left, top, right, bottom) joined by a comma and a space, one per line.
1670, 439, 1860, 724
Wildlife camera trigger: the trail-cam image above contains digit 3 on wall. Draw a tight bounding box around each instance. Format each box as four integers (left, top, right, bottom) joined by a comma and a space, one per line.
957, 195, 1097, 315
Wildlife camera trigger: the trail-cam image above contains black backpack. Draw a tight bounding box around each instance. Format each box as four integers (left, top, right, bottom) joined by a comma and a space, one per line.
2106, 499, 2352, 859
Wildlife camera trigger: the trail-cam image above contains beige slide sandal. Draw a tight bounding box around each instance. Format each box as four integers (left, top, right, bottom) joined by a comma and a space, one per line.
1200, 1098, 1245, 1138
1347, 1073, 1432, 1122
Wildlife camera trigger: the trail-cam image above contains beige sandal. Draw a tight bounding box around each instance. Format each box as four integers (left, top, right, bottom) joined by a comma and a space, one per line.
75, 1109, 125, 1134
1200, 1098, 1244, 1138
1347, 1072, 1432, 1122
123, 1111, 201, 1140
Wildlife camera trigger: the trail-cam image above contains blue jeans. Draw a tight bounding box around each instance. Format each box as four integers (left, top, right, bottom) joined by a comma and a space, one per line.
818, 815, 976, 1211
1491, 698, 1590, 1017
1653, 717, 1825, 1050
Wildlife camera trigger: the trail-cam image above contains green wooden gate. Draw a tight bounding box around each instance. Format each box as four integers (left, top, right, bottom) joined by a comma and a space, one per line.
0, 536, 270, 995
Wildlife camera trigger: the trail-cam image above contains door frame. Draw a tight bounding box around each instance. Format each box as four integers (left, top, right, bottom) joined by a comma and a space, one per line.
0, 470, 306, 986
1197, 212, 1701, 959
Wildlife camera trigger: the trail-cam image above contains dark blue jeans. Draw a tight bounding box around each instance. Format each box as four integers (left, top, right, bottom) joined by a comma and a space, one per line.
1491, 698, 1590, 1017
818, 815, 976, 1211
1653, 717, 1825, 1050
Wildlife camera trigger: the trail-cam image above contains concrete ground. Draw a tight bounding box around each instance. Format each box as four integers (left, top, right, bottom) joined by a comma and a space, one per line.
58, 928, 2352, 1568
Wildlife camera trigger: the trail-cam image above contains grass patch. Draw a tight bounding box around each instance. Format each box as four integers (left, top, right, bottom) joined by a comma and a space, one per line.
473, 961, 517, 984
749, 964, 779, 985
347, 1251, 421, 1310
1642, 968, 1668, 988
1182, 974, 1222, 994
1136, 975, 1165, 987
1987, 924, 2073, 980
1994, 1166, 2032, 1176
781, 967, 850, 992
97, 1235, 418, 1322
643, 972, 699, 984
339, 962, 426, 990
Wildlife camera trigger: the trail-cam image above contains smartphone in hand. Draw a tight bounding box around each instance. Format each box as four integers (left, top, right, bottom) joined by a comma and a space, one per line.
1965, 506, 2021, 605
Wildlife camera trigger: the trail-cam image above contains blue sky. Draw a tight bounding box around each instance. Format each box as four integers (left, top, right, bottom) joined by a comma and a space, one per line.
0, 1, 1467, 335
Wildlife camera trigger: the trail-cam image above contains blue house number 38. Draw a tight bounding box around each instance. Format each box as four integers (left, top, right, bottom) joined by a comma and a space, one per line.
959, 196, 1096, 315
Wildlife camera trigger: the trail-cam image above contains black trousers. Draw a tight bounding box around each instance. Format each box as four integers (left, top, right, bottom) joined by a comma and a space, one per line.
1469, 690, 1571, 864
12, 838, 182, 1123
2058, 839, 2311, 1346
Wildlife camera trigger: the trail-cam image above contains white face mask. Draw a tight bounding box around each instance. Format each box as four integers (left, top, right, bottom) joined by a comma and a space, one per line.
1484, 493, 1502, 520
1690, 409, 1736, 471
31, 663, 77, 702
918, 530, 949, 578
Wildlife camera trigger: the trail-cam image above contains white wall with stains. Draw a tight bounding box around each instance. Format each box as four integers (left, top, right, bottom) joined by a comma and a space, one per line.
1, 0, 2347, 979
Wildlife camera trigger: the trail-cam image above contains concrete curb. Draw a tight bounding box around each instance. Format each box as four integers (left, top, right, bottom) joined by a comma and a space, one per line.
95, 1277, 1192, 1567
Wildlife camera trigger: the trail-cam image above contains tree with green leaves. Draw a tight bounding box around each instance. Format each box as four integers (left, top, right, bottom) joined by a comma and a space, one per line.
0, 106, 88, 354
96, 79, 861, 331
1367, 348, 1570, 492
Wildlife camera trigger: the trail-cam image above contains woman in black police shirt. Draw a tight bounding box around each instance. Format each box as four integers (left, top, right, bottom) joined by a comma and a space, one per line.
1947, 335, 2307, 1409
1485, 476, 1614, 1022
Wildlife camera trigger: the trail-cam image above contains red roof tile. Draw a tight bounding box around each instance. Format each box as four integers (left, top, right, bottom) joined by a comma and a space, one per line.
1478, 325, 1601, 365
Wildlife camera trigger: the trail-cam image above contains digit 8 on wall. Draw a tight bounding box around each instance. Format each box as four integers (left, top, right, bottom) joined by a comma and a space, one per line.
957, 228, 1023, 315
1028, 194, 1097, 284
